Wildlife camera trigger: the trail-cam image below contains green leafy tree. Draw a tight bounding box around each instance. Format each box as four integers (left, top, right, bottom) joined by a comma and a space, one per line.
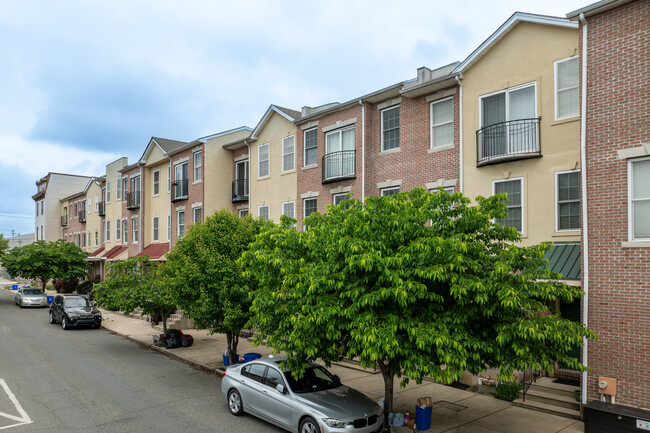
164, 209, 269, 365
0, 234, 8, 259
241, 188, 596, 426
2, 240, 89, 289
93, 256, 176, 333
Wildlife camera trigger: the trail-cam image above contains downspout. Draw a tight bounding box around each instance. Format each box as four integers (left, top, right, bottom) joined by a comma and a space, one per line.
245, 140, 251, 213
139, 165, 143, 253
455, 74, 464, 192
168, 155, 173, 247
359, 100, 365, 202
579, 12, 590, 406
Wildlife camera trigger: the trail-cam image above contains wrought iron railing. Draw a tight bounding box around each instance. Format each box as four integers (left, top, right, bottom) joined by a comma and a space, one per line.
521, 368, 542, 401
126, 191, 140, 209
172, 179, 188, 201
98, 202, 105, 216
78, 210, 86, 223
232, 179, 249, 202
322, 150, 356, 183
60, 216, 68, 227
476, 117, 541, 165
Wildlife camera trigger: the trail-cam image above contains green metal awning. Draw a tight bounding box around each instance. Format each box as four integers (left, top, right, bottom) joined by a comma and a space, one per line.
544, 242, 581, 281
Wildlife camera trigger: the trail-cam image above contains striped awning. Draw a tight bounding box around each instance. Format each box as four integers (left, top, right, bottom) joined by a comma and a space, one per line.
544, 242, 581, 281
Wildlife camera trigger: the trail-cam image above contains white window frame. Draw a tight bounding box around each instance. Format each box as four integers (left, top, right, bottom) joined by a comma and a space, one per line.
153, 216, 159, 242
381, 105, 400, 151
132, 217, 138, 244
430, 97, 454, 149
167, 165, 171, 192
105, 220, 111, 242
123, 178, 128, 202
87, 198, 92, 213
554, 56, 579, 121
258, 205, 269, 221
628, 156, 650, 241
193, 150, 202, 182
95, 194, 99, 210
282, 201, 295, 219
381, 186, 400, 196
282, 136, 295, 172
492, 177, 524, 234
258, 143, 270, 178
555, 170, 581, 232
116, 218, 121, 241
116, 177, 121, 200
167, 214, 171, 241
177, 210, 185, 237
94, 230, 98, 247
193, 207, 202, 224
122, 220, 128, 244
333, 193, 348, 205
303, 128, 318, 167
238, 209, 249, 218
303, 198, 317, 218
153, 170, 160, 196
106, 181, 111, 202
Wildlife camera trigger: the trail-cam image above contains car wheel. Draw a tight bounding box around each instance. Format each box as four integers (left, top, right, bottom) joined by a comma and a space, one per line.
94, 323, 101, 329
227, 389, 244, 416
61, 316, 69, 330
300, 417, 319, 433
49, 311, 56, 324
19, 300, 23, 308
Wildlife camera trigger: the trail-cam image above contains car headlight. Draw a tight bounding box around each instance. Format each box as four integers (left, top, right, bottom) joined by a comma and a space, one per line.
322, 418, 348, 428
68, 313, 79, 319
94, 313, 102, 318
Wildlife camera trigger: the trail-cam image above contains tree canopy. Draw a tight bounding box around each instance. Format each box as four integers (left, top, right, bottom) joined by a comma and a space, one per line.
93, 256, 176, 333
241, 188, 596, 422
2, 240, 89, 288
164, 209, 270, 364
0, 234, 8, 259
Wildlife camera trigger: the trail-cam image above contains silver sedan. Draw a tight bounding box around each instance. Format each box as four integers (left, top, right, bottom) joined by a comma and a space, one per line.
221, 356, 383, 433
15, 287, 49, 308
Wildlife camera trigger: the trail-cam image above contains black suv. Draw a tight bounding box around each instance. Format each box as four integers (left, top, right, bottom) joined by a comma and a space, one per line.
49, 295, 102, 330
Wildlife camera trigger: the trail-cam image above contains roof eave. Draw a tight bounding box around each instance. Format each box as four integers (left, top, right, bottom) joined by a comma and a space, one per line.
567, 0, 634, 19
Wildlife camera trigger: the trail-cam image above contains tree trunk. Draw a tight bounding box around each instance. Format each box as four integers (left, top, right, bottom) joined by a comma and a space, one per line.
41, 278, 48, 291
377, 360, 394, 432
161, 308, 167, 334
226, 331, 240, 365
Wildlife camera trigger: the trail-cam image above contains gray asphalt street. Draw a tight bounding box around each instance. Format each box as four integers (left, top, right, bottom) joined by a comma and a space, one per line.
0, 289, 282, 432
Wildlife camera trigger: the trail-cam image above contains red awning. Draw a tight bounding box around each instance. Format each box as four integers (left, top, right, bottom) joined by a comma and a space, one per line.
87, 246, 105, 259
135, 243, 170, 260
103, 245, 128, 260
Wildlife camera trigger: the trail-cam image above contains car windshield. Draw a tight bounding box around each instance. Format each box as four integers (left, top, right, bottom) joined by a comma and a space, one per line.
284, 366, 340, 394
64, 297, 91, 307
24, 289, 44, 295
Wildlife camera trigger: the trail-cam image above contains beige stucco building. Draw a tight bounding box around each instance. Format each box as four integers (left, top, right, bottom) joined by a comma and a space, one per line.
456, 13, 581, 247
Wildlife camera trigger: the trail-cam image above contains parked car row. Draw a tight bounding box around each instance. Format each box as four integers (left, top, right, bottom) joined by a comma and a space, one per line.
14, 286, 102, 330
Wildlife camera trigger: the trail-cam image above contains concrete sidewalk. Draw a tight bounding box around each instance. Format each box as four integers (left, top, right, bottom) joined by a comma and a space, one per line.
96, 307, 585, 433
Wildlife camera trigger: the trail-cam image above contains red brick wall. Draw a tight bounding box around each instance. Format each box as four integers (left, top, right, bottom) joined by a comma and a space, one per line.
170, 146, 204, 248
121, 166, 142, 257
582, 0, 650, 409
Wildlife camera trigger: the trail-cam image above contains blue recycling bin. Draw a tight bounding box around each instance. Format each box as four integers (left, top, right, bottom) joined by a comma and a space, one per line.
47, 296, 54, 304
243, 352, 262, 363
415, 405, 432, 431
11, 285, 18, 290
223, 354, 240, 366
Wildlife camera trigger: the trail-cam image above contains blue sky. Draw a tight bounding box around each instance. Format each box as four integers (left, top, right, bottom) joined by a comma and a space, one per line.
0, 0, 589, 238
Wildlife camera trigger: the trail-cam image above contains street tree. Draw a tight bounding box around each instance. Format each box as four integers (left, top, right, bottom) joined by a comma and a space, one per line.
164, 209, 269, 365
0, 234, 8, 259
2, 240, 89, 289
92, 256, 176, 333
241, 188, 596, 426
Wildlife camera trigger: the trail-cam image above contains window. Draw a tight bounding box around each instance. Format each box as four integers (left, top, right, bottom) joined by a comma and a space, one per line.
96, 194, 99, 210
167, 214, 171, 241
116, 218, 121, 240
87, 232, 91, 246
41, 201, 44, 215
132, 218, 138, 243
177, 211, 185, 237
153, 216, 159, 242
555, 57, 579, 120
40, 226, 43, 240
258, 143, 269, 178
74, 202, 78, 217
333, 193, 349, 206
123, 220, 128, 243
116, 177, 121, 200
153, 170, 160, 195
123, 178, 128, 201
282, 201, 295, 219
105, 220, 111, 242
381, 106, 400, 151
431, 98, 453, 148
265, 367, 285, 389
381, 187, 400, 196
282, 136, 295, 172
258, 205, 269, 221
35, 202, 38, 217
556, 171, 581, 231
95, 230, 98, 247
304, 128, 318, 166
82, 232, 86, 248
430, 186, 455, 194
167, 166, 171, 192
493, 178, 523, 232
239, 209, 249, 218
106, 181, 111, 202
193, 207, 202, 224
630, 157, 650, 240
131, 176, 141, 204
325, 127, 355, 179
304, 198, 317, 218
174, 163, 188, 199
87, 198, 92, 213
193, 151, 202, 182
234, 160, 249, 199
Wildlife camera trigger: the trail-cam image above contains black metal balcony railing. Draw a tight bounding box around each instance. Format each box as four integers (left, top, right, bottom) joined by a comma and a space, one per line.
78, 210, 86, 223
98, 202, 106, 216
322, 150, 356, 183
172, 179, 188, 202
476, 117, 541, 166
232, 179, 249, 202
61, 215, 68, 227
126, 191, 140, 209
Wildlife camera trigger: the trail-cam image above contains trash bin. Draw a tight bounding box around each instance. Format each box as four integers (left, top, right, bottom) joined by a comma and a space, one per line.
243, 353, 262, 363
415, 405, 432, 431
11, 285, 18, 290
223, 354, 240, 366
47, 296, 54, 304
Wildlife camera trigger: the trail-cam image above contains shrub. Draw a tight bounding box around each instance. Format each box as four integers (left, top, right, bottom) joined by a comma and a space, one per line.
493, 381, 522, 402
77, 280, 95, 295
53, 278, 78, 293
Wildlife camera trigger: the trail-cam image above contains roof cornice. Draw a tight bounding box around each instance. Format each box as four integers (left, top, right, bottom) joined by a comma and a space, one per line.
567, 0, 634, 18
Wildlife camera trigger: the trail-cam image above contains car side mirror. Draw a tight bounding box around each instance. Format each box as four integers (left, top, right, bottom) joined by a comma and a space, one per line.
276, 384, 285, 394
333, 375, 341, 384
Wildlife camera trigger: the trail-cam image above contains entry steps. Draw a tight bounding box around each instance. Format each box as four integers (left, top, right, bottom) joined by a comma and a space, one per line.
514, 377, 581, 420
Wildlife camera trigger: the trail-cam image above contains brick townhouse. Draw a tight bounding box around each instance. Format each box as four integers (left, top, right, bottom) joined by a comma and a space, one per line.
568, 0, 649, 410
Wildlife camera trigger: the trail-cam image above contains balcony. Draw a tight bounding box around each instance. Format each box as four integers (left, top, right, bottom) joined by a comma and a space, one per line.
232, 179, 249, 202
60, 215, 68, 227
98, 202, 106, 216
126, 191, 140, 209
322, 150, 356, 184
172, 179, 188, 202
476, 117, 541, 166
78, 210, 86, 223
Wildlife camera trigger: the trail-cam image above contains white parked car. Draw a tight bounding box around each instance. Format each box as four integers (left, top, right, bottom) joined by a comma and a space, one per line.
15, 287, 48, 308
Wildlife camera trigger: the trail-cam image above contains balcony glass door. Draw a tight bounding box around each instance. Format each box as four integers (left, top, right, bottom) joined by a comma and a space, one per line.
508, 86, 536, 154
325, 128, 354, 179
235, 160, 249, 198
481, 93, 506, 159
174, 163, 188, 198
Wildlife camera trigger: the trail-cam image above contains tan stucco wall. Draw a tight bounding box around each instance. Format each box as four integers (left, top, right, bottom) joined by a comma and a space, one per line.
143, 145, 171, 245
461, 22, 580, 246
250, 112, 297, 223
103, 158, 128, 251
204, 129, 252, 216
